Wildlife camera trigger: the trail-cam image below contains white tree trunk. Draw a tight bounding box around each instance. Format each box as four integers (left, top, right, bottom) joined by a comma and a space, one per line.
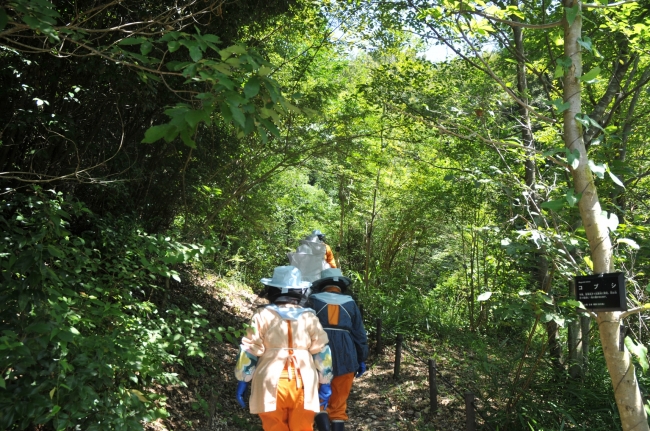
563, 0, 648, 428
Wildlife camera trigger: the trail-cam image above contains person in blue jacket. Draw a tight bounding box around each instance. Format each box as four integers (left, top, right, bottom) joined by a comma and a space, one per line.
309, 268, 368, 431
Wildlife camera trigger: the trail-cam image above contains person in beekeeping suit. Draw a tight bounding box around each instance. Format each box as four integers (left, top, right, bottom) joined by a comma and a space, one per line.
234, 266, 334, 431
311, 230, 337, 269
308, 268, 367, 431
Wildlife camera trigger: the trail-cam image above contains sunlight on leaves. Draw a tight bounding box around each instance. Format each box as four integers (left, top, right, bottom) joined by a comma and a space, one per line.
617, 238, 640, 250
588, 160, 606, 178
477, 292, 492, 301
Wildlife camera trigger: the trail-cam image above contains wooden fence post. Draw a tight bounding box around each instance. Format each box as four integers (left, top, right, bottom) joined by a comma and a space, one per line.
375, 318, 383, 355
393, 334, 403, 378
465, 392, 476, 431
428, 359, 438, 414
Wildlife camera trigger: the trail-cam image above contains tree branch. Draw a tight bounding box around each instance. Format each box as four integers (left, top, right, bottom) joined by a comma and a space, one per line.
620, 306, 647, 320
459, 11, 562, 29
584, 0, 639, 8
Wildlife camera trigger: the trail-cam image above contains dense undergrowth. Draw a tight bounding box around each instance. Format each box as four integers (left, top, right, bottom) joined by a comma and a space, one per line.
355, 275, 632, 430
0, 188, 224, 430
1, 188, 645, 431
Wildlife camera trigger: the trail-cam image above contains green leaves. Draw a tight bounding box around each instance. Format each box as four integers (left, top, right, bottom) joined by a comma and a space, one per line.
554, 56, 573, 78
541, 199, 564, 211
577, 36, 592, 51
575, 113, 603, 132
188, 44, 203, 62
244, 77, 261, 98
141, 31, 290, 147
229, 103, 247, 129
566, 189, 581, 207
140, 41, 153, 56
0, 7, 8, 31
564, 4, 580, 26
540, 187, 583, 212
184, 109, 210, 129
219, 44, 248, 60
625, 336, 649, 372
550, 98, 570, 113
585, 160, 625, 188
47, 244, 65, 259
579, 67, 601, 84
566, 148, 580, 170
168, 40, 181, 52
608, 168, 625, 188
142, 124, 176, 144
0, 188, 217, 430
52, 25, 287, 148
10, 0, 61, 41
588, 159, 606, 178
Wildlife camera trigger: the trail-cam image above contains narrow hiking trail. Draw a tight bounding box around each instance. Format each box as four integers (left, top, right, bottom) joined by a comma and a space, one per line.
146, 273, 476, 431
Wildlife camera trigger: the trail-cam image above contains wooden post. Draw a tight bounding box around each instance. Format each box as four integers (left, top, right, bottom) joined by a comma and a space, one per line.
393, 334, 403, 379
428, 359, 438, 414
375, 318, 383, 355
465, 392, 476, 431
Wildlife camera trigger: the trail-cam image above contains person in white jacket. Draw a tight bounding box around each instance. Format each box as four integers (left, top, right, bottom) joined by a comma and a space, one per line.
234, 266, 334, 431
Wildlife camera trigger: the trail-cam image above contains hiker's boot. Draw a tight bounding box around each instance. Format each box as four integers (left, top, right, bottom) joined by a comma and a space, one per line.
314, 412, 330, 431
331, 420, 345, 431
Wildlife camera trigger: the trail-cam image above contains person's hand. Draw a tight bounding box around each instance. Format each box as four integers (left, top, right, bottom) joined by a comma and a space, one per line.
355, 362, 366, 378
318, 383, 332, 409
236, 381, 249, 409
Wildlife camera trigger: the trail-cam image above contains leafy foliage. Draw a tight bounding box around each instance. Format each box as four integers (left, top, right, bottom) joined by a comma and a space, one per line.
2, 0, 650, 429
0, 188, 216, 430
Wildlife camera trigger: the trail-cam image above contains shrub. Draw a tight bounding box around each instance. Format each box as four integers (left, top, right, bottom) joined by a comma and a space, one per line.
0, 188, 212, 430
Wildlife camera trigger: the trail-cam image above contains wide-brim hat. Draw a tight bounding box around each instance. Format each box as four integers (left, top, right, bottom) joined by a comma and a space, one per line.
260, 265, 311, 292
311, 268, 352, 291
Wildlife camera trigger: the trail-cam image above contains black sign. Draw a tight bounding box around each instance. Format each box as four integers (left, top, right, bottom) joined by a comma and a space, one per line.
575, 272, 626, 311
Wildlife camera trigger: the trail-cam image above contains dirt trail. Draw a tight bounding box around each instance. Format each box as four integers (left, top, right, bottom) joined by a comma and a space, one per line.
147, 274, 469, 431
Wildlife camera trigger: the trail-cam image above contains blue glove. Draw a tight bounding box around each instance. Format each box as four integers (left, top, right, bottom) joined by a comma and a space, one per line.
236, 381, 249, 409
356, 362, 366, 378
318, 383, 332, 409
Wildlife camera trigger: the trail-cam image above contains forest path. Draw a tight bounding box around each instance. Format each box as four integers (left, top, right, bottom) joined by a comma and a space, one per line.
148, 273, 471, 431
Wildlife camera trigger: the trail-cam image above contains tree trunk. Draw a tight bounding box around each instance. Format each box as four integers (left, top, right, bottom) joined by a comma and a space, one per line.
511, 24, 536, 189
511, 18, 564, 371
568, 281, 584, 378
545, 319, 562, 370
563, 1, 648, 428
337, 176, 347, 269
365, 144, 383, 290
580, 314, 591, 372
469, 228, 477, 330
616, 65, 650, 209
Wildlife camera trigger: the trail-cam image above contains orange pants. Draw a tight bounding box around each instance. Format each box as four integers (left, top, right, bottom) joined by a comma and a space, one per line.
326, 372, 355, 421
259, 377, 315, 431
